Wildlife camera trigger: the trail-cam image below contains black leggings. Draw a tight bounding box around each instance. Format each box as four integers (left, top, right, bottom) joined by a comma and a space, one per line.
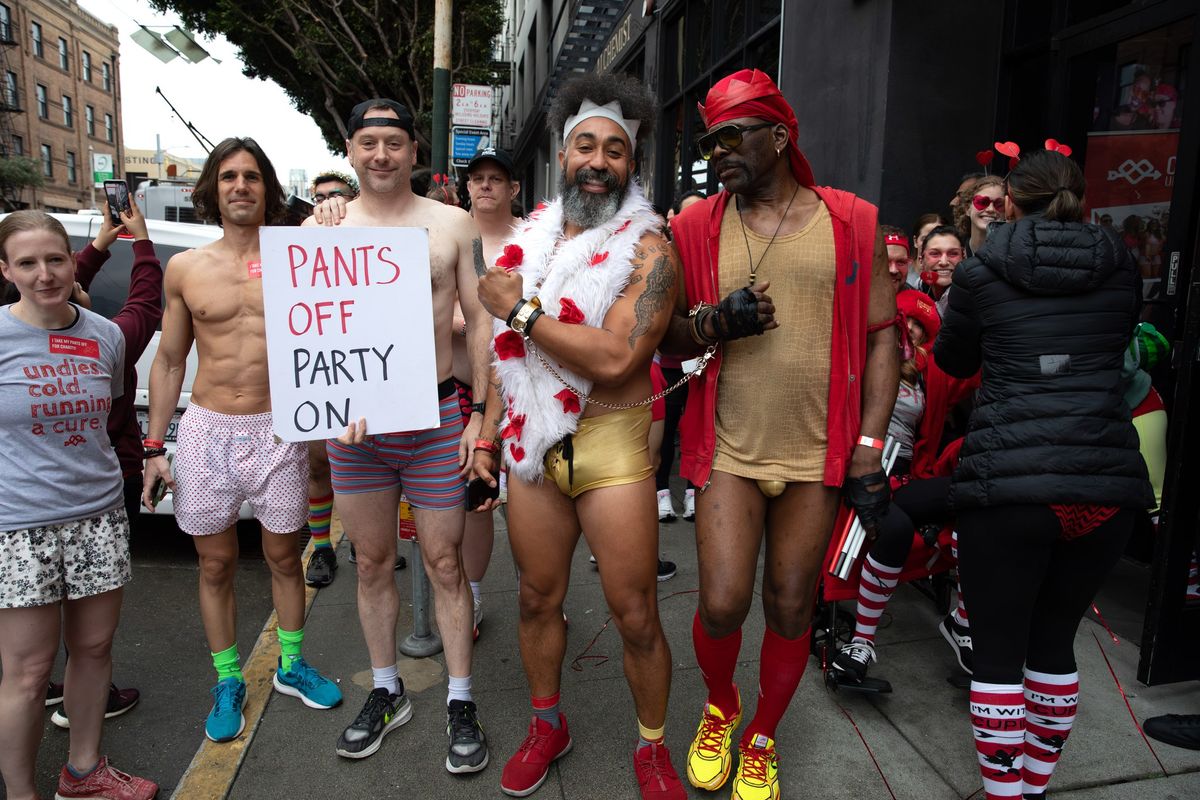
869, 476, 952, 568
656, 365, 694, 492
957, 505, 1134, 684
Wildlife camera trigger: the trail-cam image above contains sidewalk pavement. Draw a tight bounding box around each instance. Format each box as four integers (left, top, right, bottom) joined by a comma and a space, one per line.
196, 506, 1200, 800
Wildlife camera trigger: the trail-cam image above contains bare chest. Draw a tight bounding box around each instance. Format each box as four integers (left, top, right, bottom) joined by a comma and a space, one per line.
184, 266, 265, 329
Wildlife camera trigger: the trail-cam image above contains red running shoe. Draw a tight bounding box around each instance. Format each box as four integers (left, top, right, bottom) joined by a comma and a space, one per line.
500, 715, 572, 797
56, 756, 158, 800
634, 742, 686, 800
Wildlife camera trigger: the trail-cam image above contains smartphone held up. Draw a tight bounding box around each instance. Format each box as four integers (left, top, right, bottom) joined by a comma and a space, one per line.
103, 180, 131, 227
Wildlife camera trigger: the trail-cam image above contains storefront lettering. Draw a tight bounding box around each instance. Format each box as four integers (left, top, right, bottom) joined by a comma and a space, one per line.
597, 14, 633, 74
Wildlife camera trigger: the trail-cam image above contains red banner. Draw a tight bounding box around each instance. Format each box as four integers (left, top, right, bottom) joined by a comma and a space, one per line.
1083, 131, 1178, 216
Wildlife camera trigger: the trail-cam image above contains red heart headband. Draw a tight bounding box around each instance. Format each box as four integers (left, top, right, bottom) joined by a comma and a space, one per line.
976, 138, 1072, 174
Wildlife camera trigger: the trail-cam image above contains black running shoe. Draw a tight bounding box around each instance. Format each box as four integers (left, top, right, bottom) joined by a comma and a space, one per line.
46, 681, 64, 707
446, 699, 489, 774
336, 688, 412, 759
305, 547, 337, 587
657, 559, 677, 582
348, 544, 407, 570
832, 640, 876, 683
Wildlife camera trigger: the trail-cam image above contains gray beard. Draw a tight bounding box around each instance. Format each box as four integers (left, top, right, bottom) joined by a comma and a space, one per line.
560, 170, 627, 229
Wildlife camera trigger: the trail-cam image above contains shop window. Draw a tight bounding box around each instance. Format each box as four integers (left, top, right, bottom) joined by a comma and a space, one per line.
752, 0, 781, 30
685, 0, 713, 83
747, 29, 779, 83
1067, 0, 1133, 26
1077, 18, 1192, 302
718, 0, 745, 54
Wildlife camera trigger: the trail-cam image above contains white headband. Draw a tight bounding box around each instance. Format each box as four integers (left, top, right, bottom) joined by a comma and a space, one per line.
562, 99, 640, 146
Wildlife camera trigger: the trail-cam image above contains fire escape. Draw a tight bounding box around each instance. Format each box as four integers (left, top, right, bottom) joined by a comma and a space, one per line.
1, 11, 28, 209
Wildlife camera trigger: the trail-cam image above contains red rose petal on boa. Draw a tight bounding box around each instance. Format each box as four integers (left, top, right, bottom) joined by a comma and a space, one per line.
494, 331, 526, 360
495, 244, 524, 273
557, 297, 585, 325
615, 220, 631, 233
590, 251, 609, 266
509, 443, 525, 462
554, 389, 582, 414
500, 414, 526, 441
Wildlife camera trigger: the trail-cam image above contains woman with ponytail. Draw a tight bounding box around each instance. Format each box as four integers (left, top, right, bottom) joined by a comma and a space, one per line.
933, 149, 1154, 800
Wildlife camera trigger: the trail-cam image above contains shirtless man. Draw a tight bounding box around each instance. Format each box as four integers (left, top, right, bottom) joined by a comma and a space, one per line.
454, 147, 521, 637
310, 99, 494, 772
142, 138, 342, 744
471, 72, 686, 800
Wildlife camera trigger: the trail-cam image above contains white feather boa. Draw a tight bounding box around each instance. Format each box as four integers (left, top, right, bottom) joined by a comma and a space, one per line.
492, 182, 660, 483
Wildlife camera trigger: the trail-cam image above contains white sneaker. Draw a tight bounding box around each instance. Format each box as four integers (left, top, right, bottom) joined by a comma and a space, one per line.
657, 489, 677, 522
683, 488, 696, 521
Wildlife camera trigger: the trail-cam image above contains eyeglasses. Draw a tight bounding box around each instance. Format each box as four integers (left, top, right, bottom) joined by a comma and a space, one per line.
313, 189, 348, 202
696, 122, 774, 161
971, 194, 1005, 212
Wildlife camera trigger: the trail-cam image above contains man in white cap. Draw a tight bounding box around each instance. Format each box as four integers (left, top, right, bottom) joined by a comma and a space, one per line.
471, 73, 686, 800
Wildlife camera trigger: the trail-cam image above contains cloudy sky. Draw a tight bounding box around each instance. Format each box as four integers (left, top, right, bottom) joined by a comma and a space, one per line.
78, 0, 352, 182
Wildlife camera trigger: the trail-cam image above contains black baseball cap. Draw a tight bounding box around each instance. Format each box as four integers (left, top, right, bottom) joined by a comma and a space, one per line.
467, 147, 515, 180
346, 98, 416, 139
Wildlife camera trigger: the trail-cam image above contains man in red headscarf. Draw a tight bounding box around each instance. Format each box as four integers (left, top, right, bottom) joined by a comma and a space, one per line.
662, 69, 898, 799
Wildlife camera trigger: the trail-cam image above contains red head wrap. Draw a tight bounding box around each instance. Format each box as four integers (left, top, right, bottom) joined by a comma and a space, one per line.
896, 288, 941, 342
699, 69, 816, 187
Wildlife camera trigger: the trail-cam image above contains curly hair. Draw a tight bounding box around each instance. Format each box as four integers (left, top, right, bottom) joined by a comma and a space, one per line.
548, 72, 657, 145
192, 137, 286, 227
310, 170, 359, 197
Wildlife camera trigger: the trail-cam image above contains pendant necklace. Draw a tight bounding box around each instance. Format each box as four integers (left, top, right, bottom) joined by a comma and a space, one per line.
737, 181, 801, 286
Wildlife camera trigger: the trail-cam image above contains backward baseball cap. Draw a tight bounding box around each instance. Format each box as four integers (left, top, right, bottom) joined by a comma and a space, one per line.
346, 98, 416, 139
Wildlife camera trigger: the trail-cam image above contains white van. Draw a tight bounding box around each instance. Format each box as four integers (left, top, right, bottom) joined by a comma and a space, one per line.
2, 212, 250, 519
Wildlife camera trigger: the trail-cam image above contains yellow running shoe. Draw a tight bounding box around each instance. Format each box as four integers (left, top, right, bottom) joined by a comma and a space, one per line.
731, 734, 780, 800
686, 691, 742, 790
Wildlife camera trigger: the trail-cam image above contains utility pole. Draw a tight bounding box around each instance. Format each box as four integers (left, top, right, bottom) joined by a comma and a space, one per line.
431, 0, 452, 175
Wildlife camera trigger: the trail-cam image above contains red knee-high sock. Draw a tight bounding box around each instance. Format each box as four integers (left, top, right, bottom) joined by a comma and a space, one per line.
743, 626, 810, 743
692, 611, 742, 717
1022, 669, 1078, 795
970, 681, 1026, 799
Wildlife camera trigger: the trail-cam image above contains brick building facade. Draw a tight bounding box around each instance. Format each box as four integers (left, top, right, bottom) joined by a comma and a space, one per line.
1, 0, 123, 211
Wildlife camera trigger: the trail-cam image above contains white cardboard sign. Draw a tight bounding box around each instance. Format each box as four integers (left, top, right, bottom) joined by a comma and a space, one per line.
259, 226, 440, 441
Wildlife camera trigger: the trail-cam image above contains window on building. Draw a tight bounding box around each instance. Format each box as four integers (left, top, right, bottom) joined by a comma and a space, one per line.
36, 83, 47, 118
62, 94, 72, 127
40, 144, 52, 177
31, 21, 42, 57
58, 37, 68, 71
12, 134, 22, 156
102, 62, 111, 91
67, 150, 77, 183
3, 70, 16, 109
85, 104, 95, 136
82, 51, 91, 82
104, 113, 113, 143
0, 4, 12, 44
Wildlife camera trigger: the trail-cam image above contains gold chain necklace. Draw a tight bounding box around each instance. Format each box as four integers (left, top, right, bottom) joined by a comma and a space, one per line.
737, 181, 800, 285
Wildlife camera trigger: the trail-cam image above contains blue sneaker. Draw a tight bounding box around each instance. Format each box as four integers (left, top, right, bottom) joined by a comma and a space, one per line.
205, 678, 246, 742
273, 657, 343, 709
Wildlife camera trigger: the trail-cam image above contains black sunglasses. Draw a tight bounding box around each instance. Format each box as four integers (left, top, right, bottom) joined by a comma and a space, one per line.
696, 122, 774, 161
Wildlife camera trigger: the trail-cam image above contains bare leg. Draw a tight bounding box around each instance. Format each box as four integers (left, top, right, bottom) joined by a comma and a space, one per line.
694, 471, 768, 637
506, 475, 581, 696
0, 604, 61, 800
411, 505, 471, 677
579, 476, 671, 728
62, 588, 123, 772
192, 527, 240, 652
307, 440, 333, 498
647, 420, 664, 473
260, 527, 306, 632
762, 482, 840, 636
461, 510, 494, 584
335, 487, 402, 668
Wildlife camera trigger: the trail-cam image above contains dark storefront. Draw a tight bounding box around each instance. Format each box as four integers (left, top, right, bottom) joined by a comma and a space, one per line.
546, 0, 1200, 685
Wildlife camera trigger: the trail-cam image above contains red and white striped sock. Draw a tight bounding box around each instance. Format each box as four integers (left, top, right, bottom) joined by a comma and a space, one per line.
952, 530, 969, 627
1187, 551, 1200, 601
970, 681, 1026, 799
852, 554, 903, 643
1022, 669, 1078, 795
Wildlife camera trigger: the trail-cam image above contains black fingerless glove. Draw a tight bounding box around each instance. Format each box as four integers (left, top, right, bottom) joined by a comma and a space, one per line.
843, 470, 891, 533
712, 287, 766, 341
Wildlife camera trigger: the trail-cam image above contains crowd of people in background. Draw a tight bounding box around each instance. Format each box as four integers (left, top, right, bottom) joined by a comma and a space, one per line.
0, 61, 1191, 800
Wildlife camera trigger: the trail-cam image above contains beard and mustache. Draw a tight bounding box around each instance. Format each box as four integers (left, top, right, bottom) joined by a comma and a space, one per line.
560, 167, 628, 228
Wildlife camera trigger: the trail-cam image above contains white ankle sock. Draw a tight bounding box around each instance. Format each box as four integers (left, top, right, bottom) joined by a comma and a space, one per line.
447, 674, 472, 704
372, 664, 401, 696
469, 581, 482, 603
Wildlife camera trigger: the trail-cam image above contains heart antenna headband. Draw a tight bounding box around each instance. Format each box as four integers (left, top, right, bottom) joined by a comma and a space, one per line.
976, 137, 1072, 175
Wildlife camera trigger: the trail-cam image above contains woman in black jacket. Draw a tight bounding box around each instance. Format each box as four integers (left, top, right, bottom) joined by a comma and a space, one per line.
933, 150, 1153, 800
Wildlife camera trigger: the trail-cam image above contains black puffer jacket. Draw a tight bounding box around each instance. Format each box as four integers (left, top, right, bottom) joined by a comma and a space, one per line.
933, 216, 1153, 510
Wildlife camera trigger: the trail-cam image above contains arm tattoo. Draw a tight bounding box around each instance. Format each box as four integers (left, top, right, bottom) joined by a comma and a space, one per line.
472, 238, 486, 277
628, 255, 676, 349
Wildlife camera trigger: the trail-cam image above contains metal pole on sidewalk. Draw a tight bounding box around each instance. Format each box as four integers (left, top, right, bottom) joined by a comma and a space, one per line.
430, 0, 452, 175
398, 502, 442, 657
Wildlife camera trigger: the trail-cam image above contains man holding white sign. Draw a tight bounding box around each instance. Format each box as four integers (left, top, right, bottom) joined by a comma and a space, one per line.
309, 98, 493, 773
141, 138, 342, 745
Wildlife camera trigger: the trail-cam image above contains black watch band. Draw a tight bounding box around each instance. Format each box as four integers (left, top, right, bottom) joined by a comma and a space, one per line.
471, 402, 485, 415
144, 446, 168, 459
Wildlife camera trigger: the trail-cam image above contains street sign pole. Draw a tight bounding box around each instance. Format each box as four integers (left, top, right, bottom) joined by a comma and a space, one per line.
431, 0, 452, 175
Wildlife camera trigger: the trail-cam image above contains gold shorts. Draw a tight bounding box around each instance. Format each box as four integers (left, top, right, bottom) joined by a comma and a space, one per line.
543, 405, 654, 499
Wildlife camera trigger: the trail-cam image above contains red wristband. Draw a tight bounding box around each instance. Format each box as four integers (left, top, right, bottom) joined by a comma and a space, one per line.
143, 439, 165, 449
473, 438, 499, 454
857, 436, 885, 450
